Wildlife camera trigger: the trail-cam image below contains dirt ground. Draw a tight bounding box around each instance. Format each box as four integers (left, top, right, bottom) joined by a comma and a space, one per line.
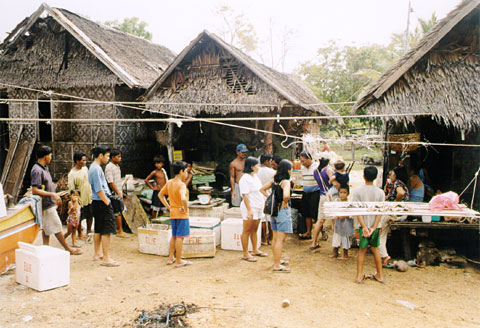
1, 170, 480, 327
1, 226, 479, 327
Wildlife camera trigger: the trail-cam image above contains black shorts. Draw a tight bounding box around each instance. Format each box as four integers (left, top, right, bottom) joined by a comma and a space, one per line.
92, 200, 116, 235
152, 190, 162, 208
110, 196, 124, 216
81, 203, 93, 220
301, 190, 320, 220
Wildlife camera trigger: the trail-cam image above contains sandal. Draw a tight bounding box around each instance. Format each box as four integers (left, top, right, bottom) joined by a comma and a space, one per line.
355, 274, 369, 284
298, 233, 312, 240
369, 274, 386, 284
273, 266, 291, 273
242, 257, 257, 262
321, 231, 329, 241
309, 244, 321, 251
175, 261, 193, 268
252, 252, 269, 257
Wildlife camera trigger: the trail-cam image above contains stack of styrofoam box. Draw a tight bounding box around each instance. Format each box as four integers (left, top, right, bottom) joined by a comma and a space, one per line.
182, 230, 216, 258
189, 202, 229, 220
223, 207, 242, 219
221, 218, 261, 251
190, 217, 221, 246
15, 242, 70, 291
138, 224, 171, 256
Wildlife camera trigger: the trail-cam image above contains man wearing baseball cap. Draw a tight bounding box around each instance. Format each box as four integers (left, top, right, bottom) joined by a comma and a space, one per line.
229, 144, 248, 206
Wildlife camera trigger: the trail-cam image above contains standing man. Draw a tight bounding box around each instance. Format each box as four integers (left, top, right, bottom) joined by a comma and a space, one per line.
257, 153, 275, 245
68, 152, 93, 241
31, 146, 82, 255
88, 145, 119, 267
229, 144, 248, 206
298, 151, 320, 240
105, 149, 128, 238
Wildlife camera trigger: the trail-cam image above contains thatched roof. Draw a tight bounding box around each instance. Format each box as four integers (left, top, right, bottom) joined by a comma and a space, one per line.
143, 30, 339, 118
0, 3, 175, 89
352, 0, 480, 130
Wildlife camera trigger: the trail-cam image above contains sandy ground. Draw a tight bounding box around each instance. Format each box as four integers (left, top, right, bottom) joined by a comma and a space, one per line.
1, 170, 480, 327
1, 229, 480, 328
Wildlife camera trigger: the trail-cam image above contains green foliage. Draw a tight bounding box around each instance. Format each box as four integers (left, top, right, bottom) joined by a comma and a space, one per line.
105, 17, 152, 41
389, 12, 437, 54
297, 40, 399, 128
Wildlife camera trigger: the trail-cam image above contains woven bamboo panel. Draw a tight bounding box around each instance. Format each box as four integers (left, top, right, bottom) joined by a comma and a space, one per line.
388, 133, 420, 152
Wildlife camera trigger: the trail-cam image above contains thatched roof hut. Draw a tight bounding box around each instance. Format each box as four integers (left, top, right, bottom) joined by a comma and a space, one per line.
353, 0, 480, 131
143, 30, 338, 118
0, 3, 176, 89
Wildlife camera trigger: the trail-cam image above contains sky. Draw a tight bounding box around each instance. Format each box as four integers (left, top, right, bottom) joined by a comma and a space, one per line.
0, 0, 461, 73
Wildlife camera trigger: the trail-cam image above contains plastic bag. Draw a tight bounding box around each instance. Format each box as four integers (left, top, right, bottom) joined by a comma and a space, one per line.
428, 191, 462, 211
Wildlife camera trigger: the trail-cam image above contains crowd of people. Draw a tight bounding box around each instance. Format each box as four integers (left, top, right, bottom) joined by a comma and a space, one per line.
30, 141, 428, 279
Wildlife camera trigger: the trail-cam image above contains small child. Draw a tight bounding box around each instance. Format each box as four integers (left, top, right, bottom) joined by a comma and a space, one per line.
145, 155, 169, 218
64, 190, 81, 248
329, 185, 354, 260
328, 160, 349, 196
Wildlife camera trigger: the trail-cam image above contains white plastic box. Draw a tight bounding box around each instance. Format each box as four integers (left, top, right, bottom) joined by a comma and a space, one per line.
15, 242, 70, 291
182, 230, 216, 258
221, 218, 261, 251
223, 207, 243, 219
189, 203, 229, 219
138, 224, 171, 256
190, 217, 221, 246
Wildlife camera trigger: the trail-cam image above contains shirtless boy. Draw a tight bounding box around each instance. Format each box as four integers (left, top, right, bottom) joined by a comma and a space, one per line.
229, 144, 248, 206
145, 155, 169, 217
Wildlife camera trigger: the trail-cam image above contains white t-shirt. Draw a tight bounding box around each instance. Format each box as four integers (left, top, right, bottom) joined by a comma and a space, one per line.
352, 184, 385, 228
257, 166, 275, 187
239, 173, 264, 210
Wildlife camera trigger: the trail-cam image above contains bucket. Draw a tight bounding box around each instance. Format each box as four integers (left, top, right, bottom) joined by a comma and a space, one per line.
422, 216, 432, 223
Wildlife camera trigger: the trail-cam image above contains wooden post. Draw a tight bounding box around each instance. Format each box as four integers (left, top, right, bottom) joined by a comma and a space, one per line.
264, 119, 274, 154
401, 229, 412, 260
167, 121, 174, 177
351, 141, 355, 161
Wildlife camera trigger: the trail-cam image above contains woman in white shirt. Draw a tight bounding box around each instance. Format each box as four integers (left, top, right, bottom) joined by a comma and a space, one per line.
239, 157, 269, 262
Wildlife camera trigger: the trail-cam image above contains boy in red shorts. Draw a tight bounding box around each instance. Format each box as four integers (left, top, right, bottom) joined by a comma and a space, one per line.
352, 166, 385, 283
159, 161, 192, 268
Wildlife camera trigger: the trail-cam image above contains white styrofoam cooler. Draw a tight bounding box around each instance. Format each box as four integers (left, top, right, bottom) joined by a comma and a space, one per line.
221, 218, 261, 251
182, 230, 216, 258
189, 217, 221, 246
138, 224, 171, 256
223, 207, 242, 219
15, 242, 70, 291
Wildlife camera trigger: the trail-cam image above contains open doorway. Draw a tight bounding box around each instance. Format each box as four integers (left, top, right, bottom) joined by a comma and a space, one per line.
38, 100, 52, 142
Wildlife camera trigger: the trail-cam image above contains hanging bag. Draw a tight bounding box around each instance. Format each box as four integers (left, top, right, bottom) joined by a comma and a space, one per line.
264, 183, 279, 216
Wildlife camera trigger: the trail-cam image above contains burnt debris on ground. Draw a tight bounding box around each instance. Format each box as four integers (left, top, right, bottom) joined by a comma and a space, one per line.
132, 302, 197, 328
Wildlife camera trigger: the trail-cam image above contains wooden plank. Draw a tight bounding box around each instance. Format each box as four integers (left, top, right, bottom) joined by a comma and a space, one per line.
391, 222, 479, 230
3, 139, 35, 202
0, 135, 19, 185
123, 194, 150, 234
322, 201, 480, 218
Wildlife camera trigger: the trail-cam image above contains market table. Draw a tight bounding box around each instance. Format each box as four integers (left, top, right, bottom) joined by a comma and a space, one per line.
390, 221, 479, 259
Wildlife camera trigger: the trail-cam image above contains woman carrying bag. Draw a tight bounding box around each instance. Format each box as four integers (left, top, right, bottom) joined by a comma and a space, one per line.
261, 160, 293, 273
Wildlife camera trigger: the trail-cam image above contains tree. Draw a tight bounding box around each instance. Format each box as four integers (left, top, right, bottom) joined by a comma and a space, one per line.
389, 12, 437, 54
105, 17, 153, 40
215, 5, 258, 53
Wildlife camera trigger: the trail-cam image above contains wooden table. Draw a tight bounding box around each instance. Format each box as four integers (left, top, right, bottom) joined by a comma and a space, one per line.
390, 221, 479, 259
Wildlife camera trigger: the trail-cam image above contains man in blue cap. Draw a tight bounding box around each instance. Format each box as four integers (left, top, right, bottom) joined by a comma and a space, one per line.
229, 144, 248, 206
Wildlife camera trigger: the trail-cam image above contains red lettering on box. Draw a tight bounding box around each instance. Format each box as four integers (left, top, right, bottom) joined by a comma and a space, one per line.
24, 262, 32, 273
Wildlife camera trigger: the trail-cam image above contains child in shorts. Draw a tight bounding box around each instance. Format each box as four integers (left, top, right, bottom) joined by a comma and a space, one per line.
328, 160, 349, 196
329, 185, 354, 260
145, 155, 169, 218
159, 161, 192, 268
64, 190, 81, 248
352, 166, 385, 284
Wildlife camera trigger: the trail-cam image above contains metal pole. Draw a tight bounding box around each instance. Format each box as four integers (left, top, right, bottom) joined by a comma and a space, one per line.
404, 1, 412, 54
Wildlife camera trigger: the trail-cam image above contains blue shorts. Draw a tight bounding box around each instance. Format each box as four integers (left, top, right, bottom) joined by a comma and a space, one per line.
171, 218, 190, 237
271, 207, 293, 233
